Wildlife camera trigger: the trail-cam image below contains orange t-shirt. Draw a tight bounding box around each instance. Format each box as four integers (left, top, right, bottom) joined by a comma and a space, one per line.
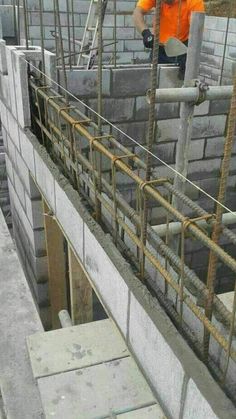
136, 0, 205, 43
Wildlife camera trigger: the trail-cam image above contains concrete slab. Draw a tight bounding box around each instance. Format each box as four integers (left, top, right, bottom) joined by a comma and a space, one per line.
117, 404, 166, 418
0, 208, 43, 418
27, 319, 129, 378
38, 357, 156, 419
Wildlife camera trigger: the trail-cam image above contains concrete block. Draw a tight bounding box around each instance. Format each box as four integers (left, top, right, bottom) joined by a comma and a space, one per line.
25, 194, 43, 229
84, 223, 129, 337
5, 154, 14, 185
158, 66, 182, 88
64, 69, 111, 98
0, 39, 7, 74
204, 16, 228, 31
135, 96, 179, 121
188, 158, 222, 181
203, 28, 226, 45
6, 135, 16, 166
19, 128, 36, 176
209, 99, 230, 115
201, 41, 215, 55
0, 101, 8, 131
229, 18, 236, 33
7, 112, 20, 151
194, 101, 209, 116
34, 149, 56, 212
113, 120, 148, 146
124, 40, 144, 52
15, 147, 40, 199
89, 97, 135, 123
189, 139, 205, 161
183, 379, 218, 419
226, 32, 236, 47
0, 5, 15, 37
0, 74, 10, 105
5, 46, 18, 119
12, 50, 32, 128
128, 293, 185, 419
111, 67, 151, 97
192, 115, 227, 139
205, 136, 228, 158
13, 167, 26, 209
155, 118, 180, 142
54, 181, 84, 259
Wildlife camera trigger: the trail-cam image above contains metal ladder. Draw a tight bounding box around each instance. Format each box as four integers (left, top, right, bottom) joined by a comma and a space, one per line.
77, 0, 108, 69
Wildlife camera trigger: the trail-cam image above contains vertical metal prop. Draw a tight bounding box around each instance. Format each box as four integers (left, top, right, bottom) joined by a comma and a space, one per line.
140, 0, 161, 279
204, 72, 236, 361
173, 12, 205, 210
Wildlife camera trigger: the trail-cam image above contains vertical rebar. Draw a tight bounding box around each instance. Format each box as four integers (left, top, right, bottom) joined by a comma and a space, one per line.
55, 0, 69, 104
39, 0, 46, 82
140, 0, 161, 278
22, 0, 29, 48
222, 281, 236, 384
17, 0, 20, 44
66, 0, 72, 69
203, 72, 236, 361
113, 0, 117, 67
71, 0, 76, 65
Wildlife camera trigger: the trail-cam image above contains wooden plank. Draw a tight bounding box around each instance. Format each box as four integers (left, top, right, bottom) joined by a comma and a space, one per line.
37, 357, 157, 419
68, 246, 93, 325
27, 319, 129, 378
43, 200, 67, 329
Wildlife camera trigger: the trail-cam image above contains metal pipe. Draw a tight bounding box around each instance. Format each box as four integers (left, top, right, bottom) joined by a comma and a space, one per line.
173, 12, 205, 208
153, 212, 236, 238
58, 310, 72, 327
146, 85, 233, 104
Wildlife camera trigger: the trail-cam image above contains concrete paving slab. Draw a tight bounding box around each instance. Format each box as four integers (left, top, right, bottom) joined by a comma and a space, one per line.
27, 319, 129, 378
117, 404, 166, 418
38, 357, 156, 419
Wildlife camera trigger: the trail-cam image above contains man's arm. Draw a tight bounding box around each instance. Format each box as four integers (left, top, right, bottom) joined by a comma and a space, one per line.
133, 6, 149, 34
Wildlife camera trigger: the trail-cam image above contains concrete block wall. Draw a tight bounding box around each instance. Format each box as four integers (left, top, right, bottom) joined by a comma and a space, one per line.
201, 16, 236, 85
0, 44, 52, 329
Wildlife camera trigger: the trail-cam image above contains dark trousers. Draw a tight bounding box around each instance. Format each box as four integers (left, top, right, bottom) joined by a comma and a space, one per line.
150, 40, 188, 74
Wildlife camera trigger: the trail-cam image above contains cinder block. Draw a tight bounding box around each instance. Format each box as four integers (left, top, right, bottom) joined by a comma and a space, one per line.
15, 147, 40, 199
204, 16, 228, 32
89, 97, 135, 123
7, 135, 17, 165
135, 96, 179, 121
128, 293, 185, 419
124, 40, 144, 52
5, 46, 18, 119
0, 39, 7, 74
183, 379, 220, 419
155, 118, 180, 142
194, 100, 209, 116
25, 193, 43, 229
111, 67, 151, 97
13, 167, 26, 209
192, 115, 227, 139
209, 99, 230, 115
64, 68, 111, 98
19, 128, 36, 176
84, 223, 129, 337
0, 5, 16, 37
5, 154, 14, 185
189, 138, 205, 161
34, 149, 56, 212
205, 136, 226, 158
188, 158, 222, 181
7, 112, 20, 151
54, 181, 84, 259
229, 18, 236, 33
158, 66, 182, 88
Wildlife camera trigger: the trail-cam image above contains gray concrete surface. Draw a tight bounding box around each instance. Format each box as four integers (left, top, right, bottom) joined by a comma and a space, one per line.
0, 207, 44, 418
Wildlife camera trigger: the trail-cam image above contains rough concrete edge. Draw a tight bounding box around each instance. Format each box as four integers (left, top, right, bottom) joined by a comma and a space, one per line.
25, 128, 236, 419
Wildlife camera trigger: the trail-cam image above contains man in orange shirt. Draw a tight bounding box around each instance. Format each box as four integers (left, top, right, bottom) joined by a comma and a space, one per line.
133, 0, 205, 76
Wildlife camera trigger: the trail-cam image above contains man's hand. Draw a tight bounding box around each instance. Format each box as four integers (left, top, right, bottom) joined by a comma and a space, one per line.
142, 29, 154, 49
